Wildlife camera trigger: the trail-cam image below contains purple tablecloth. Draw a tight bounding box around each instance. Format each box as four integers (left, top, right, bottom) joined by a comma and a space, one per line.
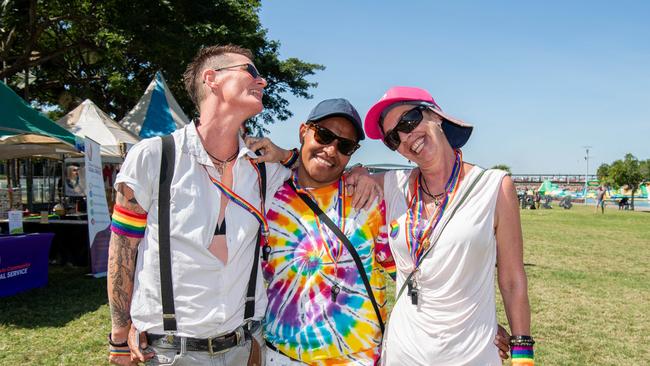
0, 233, 54, 297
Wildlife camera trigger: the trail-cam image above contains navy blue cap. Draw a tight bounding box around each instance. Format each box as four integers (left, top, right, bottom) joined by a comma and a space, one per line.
306, 98, 365, 141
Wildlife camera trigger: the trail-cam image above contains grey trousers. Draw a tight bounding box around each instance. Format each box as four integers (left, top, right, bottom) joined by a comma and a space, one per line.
145, 326, 265, 366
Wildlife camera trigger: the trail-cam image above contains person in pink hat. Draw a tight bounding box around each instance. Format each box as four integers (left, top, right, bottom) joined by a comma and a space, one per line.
364, 86, 533, 365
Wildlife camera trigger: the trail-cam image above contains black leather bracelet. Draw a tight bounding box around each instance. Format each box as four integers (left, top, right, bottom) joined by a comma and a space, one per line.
108, 332, 129, 347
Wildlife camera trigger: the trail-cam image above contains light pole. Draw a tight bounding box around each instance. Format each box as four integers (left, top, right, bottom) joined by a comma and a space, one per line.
583, 146, 592, 205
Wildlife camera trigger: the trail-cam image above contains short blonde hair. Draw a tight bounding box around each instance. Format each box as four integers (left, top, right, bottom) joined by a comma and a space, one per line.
182, 45, 254, 108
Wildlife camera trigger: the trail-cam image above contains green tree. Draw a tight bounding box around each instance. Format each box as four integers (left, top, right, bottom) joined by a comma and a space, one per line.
596, 163, 613, 186
608, 154, 643, 210
0, 0, 323, 132
641, 159, 650, 181
491, 164, 512, 175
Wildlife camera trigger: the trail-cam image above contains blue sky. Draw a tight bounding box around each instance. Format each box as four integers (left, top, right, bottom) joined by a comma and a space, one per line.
258, 1, 649, 174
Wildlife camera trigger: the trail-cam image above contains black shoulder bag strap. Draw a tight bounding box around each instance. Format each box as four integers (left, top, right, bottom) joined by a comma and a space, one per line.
244, 162, 266, 322
158, 134, 177, 332
287, 179, 385, 333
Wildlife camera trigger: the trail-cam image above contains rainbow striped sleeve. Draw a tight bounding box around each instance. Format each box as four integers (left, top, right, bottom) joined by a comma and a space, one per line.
512, 345, 534, 365
111, 205, 147, 238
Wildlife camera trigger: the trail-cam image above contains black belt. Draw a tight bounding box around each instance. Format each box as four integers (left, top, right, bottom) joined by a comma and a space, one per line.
148, 321, 260, 354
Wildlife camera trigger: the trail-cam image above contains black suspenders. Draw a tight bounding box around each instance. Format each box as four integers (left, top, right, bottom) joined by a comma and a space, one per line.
158, 135, 177, 332
157, 134, 266, 334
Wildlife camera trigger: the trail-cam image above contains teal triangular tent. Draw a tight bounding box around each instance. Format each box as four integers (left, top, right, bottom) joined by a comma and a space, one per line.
119, 72, 189, 138
0, 81, 76, 146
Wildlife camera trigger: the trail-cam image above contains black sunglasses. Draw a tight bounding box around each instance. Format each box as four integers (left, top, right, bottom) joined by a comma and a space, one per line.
308, 124, 360, 156
214, 63, 262, 79
382, 105, 430, 151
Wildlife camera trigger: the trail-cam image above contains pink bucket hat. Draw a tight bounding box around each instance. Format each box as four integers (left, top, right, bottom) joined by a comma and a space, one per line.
364, 86, 473, 149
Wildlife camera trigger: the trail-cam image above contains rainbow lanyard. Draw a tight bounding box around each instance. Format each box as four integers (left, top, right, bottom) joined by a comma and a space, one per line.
204, 161, 269, 239
405, 150, 462, 267
292, 173, 345, 264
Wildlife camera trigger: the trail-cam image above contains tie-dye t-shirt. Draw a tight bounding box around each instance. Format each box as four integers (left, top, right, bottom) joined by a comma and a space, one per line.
263, 178, 395, 365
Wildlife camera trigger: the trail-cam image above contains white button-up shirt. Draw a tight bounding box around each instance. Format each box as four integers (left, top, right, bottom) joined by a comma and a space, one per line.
115, 122, 289, 338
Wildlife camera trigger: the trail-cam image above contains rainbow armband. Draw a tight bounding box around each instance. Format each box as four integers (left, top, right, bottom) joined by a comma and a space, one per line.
511, 335, 535, 366
111, 204, 147, 238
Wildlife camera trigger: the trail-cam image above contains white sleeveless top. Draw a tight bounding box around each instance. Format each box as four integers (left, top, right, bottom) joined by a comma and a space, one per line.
382, 167, 506, 366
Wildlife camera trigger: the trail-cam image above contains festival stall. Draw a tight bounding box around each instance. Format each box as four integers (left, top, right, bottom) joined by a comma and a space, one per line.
1, 80, 79, 217
0, 82, 83, 287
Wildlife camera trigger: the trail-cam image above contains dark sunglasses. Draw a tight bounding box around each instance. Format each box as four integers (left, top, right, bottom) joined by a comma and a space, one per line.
382, 105, 430, 151
214, 63, 262, 79
308, 124, 360, 156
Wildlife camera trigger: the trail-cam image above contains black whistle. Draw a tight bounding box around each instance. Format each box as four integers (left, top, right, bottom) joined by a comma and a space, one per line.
408, 278, 418, 305
410, 288, 418, 305
331, 284, 340, 302
262, 244, 271, 261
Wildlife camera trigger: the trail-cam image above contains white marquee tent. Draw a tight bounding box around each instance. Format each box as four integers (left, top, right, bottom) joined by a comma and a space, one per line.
57, 99, 140, 162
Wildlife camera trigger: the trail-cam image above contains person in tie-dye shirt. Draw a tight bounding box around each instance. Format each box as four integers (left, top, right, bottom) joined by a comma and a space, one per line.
248, 99, 394, 365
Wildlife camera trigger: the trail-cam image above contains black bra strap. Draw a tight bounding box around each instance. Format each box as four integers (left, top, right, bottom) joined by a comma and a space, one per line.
214, 219, 226, 235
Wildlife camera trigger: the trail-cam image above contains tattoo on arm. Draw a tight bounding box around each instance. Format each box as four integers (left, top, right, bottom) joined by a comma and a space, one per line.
108, 234, 139, 328
117, 183, 146, 214
107, 183, 146, 330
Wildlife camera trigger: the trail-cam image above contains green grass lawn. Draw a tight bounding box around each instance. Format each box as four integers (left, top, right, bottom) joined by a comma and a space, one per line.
1, 205, 648, 365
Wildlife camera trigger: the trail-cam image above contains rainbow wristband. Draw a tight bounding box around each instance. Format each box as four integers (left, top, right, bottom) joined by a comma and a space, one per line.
281, 148, 299, 168
109, 348, 130, 357
111, 204, 147, 238
511, 345, 534, 365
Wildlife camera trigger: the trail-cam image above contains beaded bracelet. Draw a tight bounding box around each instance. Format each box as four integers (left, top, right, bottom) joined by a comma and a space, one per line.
510, 335, 535, 346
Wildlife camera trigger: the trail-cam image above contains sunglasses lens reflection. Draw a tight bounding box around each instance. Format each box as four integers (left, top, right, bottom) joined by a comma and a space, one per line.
311, 125, 358, 156
313, 126, 335, 145
337, 141, 357, 156
246, 64, 260, 79
383, 107, 425, 150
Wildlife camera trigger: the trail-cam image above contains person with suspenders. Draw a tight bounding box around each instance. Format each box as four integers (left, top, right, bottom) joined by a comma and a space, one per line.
107, 45, 291, 366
